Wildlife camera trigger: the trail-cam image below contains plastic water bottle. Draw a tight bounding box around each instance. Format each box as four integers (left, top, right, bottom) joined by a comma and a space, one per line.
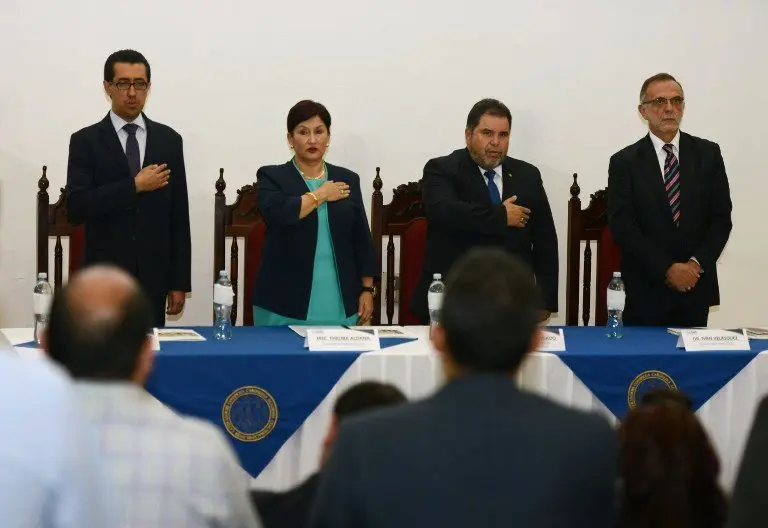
33, 272, 53, 345
213, 270, 234, 341
427, 273, 445, 330
606, 271, 625, 339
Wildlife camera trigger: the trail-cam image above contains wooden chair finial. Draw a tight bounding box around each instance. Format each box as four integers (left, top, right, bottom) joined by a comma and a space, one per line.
215, 168, 226, 196
38, 165, 49, 197
373, 167, 382, 193
570, 173, 580, 198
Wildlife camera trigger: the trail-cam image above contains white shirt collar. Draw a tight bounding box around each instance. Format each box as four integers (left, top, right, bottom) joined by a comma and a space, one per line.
110, 110, 146, 134
478, 164, 502, 178
649, 130, 680, 155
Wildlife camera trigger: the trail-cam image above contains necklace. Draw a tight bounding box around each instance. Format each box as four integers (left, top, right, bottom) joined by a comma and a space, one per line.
292, 157, 326, 180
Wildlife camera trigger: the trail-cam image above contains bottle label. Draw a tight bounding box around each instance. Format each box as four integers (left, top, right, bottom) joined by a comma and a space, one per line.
213, 284, 234, 306
607, 290, 626, 311
427, 292, 443, 311
33, 293, 52, 315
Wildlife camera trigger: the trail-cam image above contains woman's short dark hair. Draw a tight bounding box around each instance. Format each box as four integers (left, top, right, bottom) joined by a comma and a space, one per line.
287, 100, 331, 133
618, 401, 727, 528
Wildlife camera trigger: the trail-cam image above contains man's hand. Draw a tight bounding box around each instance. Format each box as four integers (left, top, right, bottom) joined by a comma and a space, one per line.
135, 164, 170, 193
166, 290, 185, 315
665, 262, 700, 292
503, 196, 531, 228
538, 310, 551, 323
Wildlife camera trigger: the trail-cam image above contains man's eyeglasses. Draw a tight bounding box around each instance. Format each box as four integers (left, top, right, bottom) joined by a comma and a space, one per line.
109, 80, 149, 91
641, 96, 684, 109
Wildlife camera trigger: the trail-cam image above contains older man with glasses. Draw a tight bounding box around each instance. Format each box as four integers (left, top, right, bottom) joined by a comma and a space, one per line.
65, 49, 191, 328
607, 73, 733, 327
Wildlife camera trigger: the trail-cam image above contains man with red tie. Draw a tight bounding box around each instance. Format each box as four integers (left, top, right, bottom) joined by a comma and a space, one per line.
607, 73, 733, 327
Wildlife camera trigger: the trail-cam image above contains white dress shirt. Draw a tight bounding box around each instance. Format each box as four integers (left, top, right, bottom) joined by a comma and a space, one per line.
478, 165, 503, 196
648, 130, 680, 181
75, 382, 261, 528
110, 111, 147, 167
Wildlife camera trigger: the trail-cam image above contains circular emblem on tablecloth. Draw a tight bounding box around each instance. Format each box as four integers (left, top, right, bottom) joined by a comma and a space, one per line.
628, 370, 678, 409
222, 386, 278, 442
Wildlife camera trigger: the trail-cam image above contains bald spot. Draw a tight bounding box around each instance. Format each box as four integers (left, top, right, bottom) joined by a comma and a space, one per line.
65, 266, 140, 329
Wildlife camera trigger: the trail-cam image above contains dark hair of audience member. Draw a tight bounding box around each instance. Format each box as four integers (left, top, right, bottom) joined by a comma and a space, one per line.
618, 392, 727, 528
440, 248, 541, 373
333, 381, 407, 421
46, 281, 153, 380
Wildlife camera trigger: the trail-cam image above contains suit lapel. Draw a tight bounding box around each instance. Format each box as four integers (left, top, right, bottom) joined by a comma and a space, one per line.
143, 113, 156, 168
458, 149, 494, 204
500, 159, 515, 201
639, 135, 675, 227
97, 113, 130, 176
677, 133, 696, 232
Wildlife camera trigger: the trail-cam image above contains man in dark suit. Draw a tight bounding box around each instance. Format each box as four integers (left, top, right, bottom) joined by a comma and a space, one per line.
251, 381, 406, 528
66, 49, 191, 327
607, 73, 732, 327
411, 98, 558, 323
310, 248, 618, 528
726, 395, 768, 528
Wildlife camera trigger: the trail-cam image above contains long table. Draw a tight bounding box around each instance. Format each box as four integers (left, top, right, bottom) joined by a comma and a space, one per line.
4, 326, 767, 492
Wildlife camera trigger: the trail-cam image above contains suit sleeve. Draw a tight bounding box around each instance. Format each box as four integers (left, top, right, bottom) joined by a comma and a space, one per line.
692, 144, 732, 271
607, 153, 674, 282
422, 158, 507, 235
308, 425, 362, 528
66, 131, 136, 223
169, 135, 192, 292
530, 172, 559, 312
256, 168, 303, 227
350, 174, 376, 279
726, 397, 768, 528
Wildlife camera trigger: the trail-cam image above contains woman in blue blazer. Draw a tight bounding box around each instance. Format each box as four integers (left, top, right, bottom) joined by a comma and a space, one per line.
253, 100, 376, 326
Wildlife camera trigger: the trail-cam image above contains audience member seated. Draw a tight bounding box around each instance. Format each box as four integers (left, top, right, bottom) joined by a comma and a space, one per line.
251, 381, 407, 528
618, 389, 727, 528
726, 394, 768, 528
309, 248, 618, 528
0, 343, 120, 527
43, 265, 262, 528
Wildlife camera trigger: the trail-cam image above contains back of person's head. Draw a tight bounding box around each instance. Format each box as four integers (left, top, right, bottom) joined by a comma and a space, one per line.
435, 247, 541, 374
321, 381, 407, 465
333, 381, 407, 421
639, 388, 693, 410
45, 265, 154, 382
618, 393, 727, 528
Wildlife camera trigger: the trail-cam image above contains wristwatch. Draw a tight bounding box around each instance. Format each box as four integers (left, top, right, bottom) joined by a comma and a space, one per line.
361, 285, 378, 297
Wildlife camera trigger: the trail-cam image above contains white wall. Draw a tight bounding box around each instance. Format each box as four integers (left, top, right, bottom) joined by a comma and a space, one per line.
1, 0, 766, 328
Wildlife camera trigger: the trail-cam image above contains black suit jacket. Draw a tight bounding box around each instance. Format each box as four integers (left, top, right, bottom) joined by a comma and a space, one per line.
252, 474, 319, 528
253, 162, 375, 320
727, 395, 768, 528
309, 374, 617, 528
411, 148, 559, 319
607, 132, 732, 318
66, 113, 191, 296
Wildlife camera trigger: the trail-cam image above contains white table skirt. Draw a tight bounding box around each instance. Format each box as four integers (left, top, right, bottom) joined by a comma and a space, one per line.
6, 327, 766, 492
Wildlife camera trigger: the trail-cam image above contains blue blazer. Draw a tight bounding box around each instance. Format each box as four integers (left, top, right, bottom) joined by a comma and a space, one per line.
253, 161, 376, 320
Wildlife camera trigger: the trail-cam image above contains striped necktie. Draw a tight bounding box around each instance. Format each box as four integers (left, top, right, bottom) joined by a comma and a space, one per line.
663, 144, 680, 226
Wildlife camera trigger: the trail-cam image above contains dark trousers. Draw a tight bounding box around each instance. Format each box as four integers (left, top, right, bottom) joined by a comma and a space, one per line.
624, 301, 709, 327
149, 293, 167, 328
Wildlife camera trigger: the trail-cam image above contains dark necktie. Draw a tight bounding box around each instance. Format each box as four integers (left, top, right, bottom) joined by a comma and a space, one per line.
663, 144, 680, 226
484, 170, 502, 204
123, 123, 141, 177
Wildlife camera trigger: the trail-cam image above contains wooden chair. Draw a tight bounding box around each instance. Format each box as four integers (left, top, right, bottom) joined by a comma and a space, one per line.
370, 168, 426, 325
213, 169, 266, 326
36, 166, 84, 291
565, 173, 622, 326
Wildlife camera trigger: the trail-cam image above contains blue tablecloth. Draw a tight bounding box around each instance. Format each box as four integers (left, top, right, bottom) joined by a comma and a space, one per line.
553, 326, 759, 419
145, 326, 414, 478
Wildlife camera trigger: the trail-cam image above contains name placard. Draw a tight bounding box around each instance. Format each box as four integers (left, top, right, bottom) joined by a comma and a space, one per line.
307, 328, 381, 352
537, 328, 566, 352
680, 328, 750, 352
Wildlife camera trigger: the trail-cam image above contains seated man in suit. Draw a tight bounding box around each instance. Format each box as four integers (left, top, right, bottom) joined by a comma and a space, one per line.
66, 49, 192, 327
251, 381, 406, 528
411, 98, 558, 323
310, 248, 617, 528
607, 73, 732, 327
